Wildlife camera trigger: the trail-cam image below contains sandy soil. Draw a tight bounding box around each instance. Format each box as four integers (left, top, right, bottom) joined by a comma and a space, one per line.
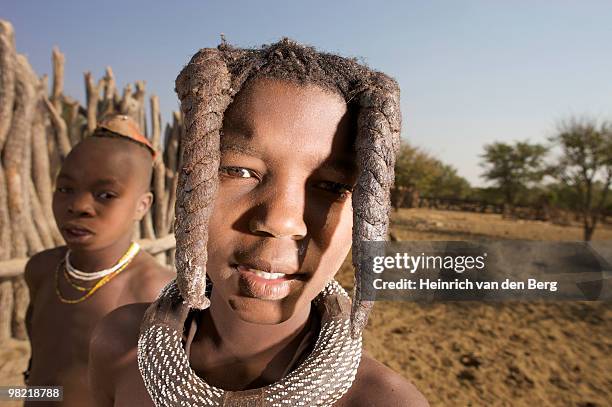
1, 208, 610, 406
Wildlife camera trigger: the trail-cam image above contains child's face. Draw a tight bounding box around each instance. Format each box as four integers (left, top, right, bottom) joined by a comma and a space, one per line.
207, 78, 357, 324
52, 138, 152, 251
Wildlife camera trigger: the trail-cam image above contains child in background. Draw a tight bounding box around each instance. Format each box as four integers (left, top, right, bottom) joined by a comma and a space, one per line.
24, 115, 175, 406
90, 41, 428, 406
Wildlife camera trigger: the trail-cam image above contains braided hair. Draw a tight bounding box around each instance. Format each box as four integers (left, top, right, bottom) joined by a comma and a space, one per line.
174, 38, 401, 338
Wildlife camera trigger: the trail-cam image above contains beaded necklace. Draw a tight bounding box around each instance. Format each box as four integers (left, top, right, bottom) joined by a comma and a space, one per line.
56, 242, 140, 304
138, 279, 362, 406
65, 242, 140, 281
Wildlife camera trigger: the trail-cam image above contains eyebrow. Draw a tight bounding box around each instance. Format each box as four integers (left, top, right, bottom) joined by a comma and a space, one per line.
93, 178, 122, 187
220, 141, 262, 157
317, 158, 357, 180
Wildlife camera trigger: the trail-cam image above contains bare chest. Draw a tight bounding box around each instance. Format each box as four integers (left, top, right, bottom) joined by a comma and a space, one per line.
114, 352, 155, 407
28, 272, 131, 383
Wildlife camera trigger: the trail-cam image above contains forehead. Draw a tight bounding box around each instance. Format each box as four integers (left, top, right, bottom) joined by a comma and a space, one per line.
60, 137, 144, 182
223, 78, 356, 170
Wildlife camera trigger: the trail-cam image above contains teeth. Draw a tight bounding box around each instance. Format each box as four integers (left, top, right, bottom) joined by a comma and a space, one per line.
252, 270, 286, 280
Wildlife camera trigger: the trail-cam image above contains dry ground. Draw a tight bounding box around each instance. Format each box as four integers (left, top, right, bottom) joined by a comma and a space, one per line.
1, 208, 610, 406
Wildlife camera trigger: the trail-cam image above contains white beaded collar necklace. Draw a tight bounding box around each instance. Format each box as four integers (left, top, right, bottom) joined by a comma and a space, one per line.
65, 242, 141, 281
138, 279, 363, 406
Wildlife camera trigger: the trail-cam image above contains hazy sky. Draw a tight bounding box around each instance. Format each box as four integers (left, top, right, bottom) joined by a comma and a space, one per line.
4, 0, 611, 186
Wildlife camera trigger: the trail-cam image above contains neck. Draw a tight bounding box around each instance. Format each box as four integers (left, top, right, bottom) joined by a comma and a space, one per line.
190, 291, 314, 389
68, 233, 133, 273
211, 290, 311, 356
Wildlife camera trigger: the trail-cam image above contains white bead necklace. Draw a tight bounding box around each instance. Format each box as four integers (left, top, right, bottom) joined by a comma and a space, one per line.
65, 242, 141, 281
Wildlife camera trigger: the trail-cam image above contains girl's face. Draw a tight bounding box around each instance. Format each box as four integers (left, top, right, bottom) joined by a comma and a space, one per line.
207, 78, 357, 324
52, 137, 152, 251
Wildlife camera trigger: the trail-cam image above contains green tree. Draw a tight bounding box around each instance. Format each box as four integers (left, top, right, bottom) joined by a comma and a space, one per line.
549, 118, 612, 241
479, 141, 548, 208
394, 141, 471, 200
429, 163, 471, 199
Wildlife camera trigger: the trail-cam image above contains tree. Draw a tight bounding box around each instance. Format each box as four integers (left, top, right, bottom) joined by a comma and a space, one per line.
393, 141, 470, 207
429, 163, 471, 199
394, 142, 437, 193
549, 118, 612, 241
480, 141, 548, 209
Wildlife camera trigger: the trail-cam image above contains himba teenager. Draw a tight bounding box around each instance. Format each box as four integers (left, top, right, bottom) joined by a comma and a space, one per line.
24, 115, 175, 406
89, 39, 428, 406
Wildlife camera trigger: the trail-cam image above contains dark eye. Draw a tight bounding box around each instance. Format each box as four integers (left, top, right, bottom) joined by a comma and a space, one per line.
315, 181, 353, 199
219, 166, 259, 180
97, 191, 116, 200
56, 186, 72, 194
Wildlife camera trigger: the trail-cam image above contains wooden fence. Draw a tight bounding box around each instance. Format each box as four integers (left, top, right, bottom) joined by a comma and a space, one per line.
0, 20, 181, 341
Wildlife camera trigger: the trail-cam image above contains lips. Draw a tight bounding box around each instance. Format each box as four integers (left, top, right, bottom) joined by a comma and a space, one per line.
233, 260, 302, 300
62, 224, 94, 243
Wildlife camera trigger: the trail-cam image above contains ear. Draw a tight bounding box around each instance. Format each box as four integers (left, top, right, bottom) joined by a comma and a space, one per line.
134, 191, 154, 221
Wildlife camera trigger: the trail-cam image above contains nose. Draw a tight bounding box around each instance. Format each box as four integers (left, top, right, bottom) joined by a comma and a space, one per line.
67, 192, 95, 217
248, 179, 307, 240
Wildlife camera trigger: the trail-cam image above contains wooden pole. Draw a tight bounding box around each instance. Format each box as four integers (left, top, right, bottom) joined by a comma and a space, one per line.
151, 96, 167, 236
50, 47, 64, 113
0, 168, 11, 261
3, 55, 37, 260
45, 107, 62, 179
0, 20, 16, 151
0, 163, 12, 341
43, 97, 71, 159
150, 96, 167, 263
5, 54, 39, 341
0, 21, 14, 260
11, 276, 28, 340
142, 211, 156, 240
23, 153, 44, 257
119, 83, 133, 116
134, 81, 147, 137
165, 112, 182, 232
0, 27, 17, 338
66, 99, 82, 147
33, 83, 63, 246
99, 66, 116, 118
31, 85, 54, 218
28, 179, 54, 249
84, 71, 100, 135
0, 279, 13, 341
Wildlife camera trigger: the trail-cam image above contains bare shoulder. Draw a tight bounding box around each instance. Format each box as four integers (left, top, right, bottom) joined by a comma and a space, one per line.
124, 250, 175, 302
89, 302, 151, 405
338, 353, 428, 407
24, 246, 65, 293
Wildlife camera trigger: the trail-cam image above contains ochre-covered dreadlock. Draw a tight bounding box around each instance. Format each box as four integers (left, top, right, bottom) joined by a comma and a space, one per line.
173, 38, 401, 338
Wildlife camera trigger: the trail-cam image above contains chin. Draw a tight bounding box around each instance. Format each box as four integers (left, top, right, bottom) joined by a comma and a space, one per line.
63, 238, 96, 250
227, 296, 302, 324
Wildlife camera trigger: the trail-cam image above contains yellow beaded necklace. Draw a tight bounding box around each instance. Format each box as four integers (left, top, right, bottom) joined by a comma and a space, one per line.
55, 243, 140, 304
63, 267, 90, 291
